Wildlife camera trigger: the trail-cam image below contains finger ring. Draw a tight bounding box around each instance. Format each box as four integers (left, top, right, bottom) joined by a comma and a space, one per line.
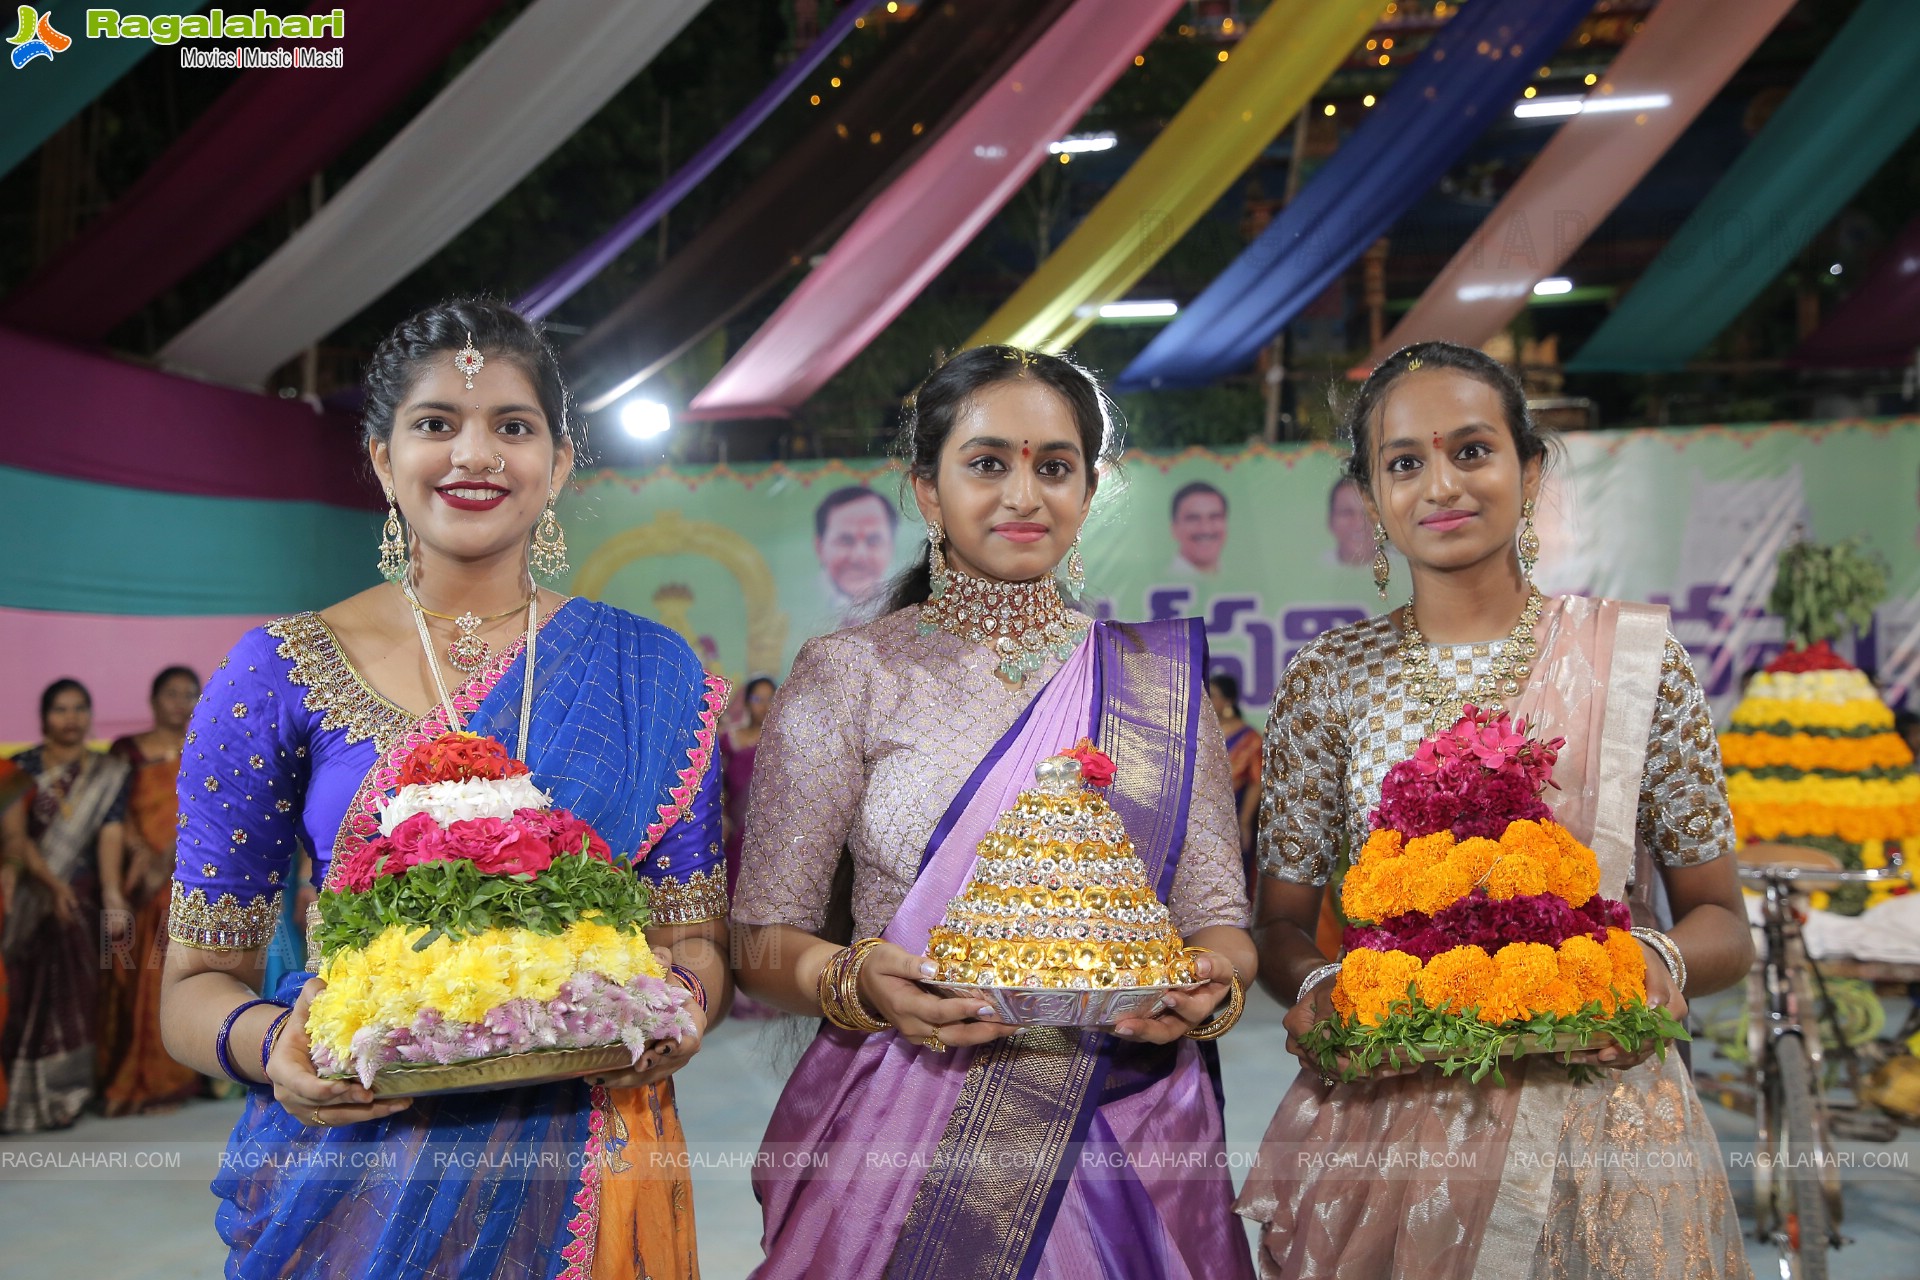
309, 1109, 327, 1127
919, 1033, 947, 1053
1320, 1075, 1336, 1089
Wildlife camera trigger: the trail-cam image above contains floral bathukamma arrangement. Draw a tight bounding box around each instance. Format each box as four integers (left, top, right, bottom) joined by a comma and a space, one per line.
307, 733, 694, 1093
1718, 539, 1918, 914
923, 741, 1201, 1027
1301, 708, 1686, 1084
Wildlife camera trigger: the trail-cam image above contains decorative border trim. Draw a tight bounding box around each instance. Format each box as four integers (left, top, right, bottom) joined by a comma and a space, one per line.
168, 885, 283, 951
650, 866, 730, 926
557, 1083, 611, 1278
635, 672, 731, 859
266, 613, 416, 750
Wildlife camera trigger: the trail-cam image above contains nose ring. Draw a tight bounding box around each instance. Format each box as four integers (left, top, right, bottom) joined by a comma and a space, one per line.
487, 455, 506, 474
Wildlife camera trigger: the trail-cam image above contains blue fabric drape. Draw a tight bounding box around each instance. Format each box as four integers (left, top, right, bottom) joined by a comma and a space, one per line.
1114, 0, 1592, 392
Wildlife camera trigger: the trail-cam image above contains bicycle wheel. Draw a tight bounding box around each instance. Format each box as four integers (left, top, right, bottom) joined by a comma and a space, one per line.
1772, 1034, 1830, 1280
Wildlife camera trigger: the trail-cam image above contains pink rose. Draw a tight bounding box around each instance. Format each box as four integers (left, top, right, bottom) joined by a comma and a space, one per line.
387, 812, 455, 870
450, 817, 555, 877
546, 810, 613, 863
334, 839, 387, 893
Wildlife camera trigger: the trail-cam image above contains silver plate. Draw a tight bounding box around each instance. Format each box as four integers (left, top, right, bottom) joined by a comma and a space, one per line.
925, 981, 1193, 1028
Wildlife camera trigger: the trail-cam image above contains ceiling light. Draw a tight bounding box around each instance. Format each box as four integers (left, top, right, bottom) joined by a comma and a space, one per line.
1532, 277, 1574, 296
1048, 132, 1118, 155
619, 399, 671, 441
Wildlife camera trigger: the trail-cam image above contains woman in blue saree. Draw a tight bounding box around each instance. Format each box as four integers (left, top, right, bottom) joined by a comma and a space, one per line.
732, 347, 1259, 1279
159, 301, 730, 1279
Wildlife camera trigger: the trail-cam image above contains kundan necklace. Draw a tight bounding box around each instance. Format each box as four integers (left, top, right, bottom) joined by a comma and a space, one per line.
1397, 587, 1545, 732
403, 580, 536, 672
918, 561, 1088, 685
403, 580, 538, 760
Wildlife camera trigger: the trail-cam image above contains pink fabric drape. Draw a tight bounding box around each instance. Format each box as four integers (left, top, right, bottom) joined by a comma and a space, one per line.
0, 0, 505, 344
685, 0, 1180, 420
0, 609, 270, 743
0, 327, 372, 506
1366, 0, 1799, 367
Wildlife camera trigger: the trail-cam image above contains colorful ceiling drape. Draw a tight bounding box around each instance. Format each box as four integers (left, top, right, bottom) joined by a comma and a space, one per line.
1116, 0, 1590, 392
516, 1, 873, 321
1792, 213, 1920, 368
0, 1, 208, 182
964, 0, 1383, 355
685, 0, 1180, 419
1569, 0, 1920, 373
1369, 0, 1798, 366
160, 0, 714, 388
570, 0, 1072, 413
0, 327, 371, 505
0, 0, 504, 343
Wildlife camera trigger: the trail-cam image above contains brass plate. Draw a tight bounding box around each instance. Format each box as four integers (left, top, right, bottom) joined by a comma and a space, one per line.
328, 1044, 635, 1099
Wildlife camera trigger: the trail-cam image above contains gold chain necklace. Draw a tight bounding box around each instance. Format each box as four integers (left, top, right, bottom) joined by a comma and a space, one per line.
405, 589, 539, 761
402, 581, 536, 672
917, 562, 1088, 684
1396, 588, 1545, 731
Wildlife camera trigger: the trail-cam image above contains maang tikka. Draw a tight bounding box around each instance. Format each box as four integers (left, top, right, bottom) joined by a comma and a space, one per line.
453, 332, 485, 390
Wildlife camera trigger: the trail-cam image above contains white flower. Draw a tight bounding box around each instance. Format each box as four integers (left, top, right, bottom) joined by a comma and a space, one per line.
378, 775, 551, 834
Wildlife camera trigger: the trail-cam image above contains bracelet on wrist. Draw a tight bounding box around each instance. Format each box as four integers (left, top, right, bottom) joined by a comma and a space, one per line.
818, 938, 890, 1033
260, 1008, 294, 1077
667, 964, 709, 1013
214, 997, 287, 1085
1629, 927, 1687, 993
1295, 962, 1343, 1007
1185, 973, 1246, 1041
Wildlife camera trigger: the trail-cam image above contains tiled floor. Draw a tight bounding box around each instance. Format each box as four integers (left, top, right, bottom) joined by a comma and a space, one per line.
5, 986, 1916, 1278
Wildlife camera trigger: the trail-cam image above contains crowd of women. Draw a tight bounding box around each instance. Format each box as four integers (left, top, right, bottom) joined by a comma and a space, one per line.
3, 296, 1763, 1277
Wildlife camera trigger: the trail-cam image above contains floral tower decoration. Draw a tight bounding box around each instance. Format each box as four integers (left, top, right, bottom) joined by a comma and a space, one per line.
307, 732, 694, 1092
1301, 707, 1686, 1083
923, 740, 1200, 1026
1721, 538, 1918, 913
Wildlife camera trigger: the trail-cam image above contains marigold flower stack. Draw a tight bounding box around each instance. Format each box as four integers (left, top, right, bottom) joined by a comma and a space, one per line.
1720, 539, 1918, 913
1304, 708, 1684, 1082
307, 732, 693, 1089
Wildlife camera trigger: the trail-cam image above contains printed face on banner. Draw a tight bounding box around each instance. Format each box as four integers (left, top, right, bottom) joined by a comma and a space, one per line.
814, 488, 897, 606
1328, 478, 1374, 568
1170, 484, 1229, 575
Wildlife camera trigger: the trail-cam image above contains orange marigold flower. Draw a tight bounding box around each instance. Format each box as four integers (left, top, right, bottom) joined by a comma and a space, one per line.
1341, 859, 1400, 924
1480, 942, 1559, 1022
1555, 934, 1613, 1005
1601, 929, 1648, 1003
1539, 979, 1587, 1017
1410, 859, 1481, 916
1343, 947, 1423, 1001
1413, 945, 1495, 1014
1358, 829, 1406, 864
1449, 837, 1501, 885
1485, 853, 1548, 900
1406, 831, 1457, 863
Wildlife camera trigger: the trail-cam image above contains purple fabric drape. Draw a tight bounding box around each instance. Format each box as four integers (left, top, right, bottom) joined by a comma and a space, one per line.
0, 326, 372, 507
0, 0, 505, 344
515, 1, 874, 321
1793, 212, 1920, 367
568, 0, 1074, 412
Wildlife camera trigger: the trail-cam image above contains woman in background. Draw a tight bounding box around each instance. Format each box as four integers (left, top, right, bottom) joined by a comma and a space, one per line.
100, 666, 207, 1115
2, 679, 129, 1131
1209, 672, 1263, 885
720, 676, 776, 893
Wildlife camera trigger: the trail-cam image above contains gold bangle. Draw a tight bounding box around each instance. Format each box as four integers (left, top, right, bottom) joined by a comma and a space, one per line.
819, 938, 890, 1033
1185, 973, 1245, 1041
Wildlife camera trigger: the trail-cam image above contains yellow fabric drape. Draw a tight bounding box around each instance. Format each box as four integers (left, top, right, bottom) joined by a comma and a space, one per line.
967, 0, 1384, 354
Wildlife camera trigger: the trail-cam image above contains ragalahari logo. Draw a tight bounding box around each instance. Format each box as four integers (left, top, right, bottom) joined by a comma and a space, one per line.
8, 6, 70, 67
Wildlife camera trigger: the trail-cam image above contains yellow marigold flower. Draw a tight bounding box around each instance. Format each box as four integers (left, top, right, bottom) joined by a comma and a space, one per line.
1413, 945, 1495, 1014
1448, 837, 1501, 884
1555, 934, 1613, 1003
1340, 948, 1423, 1018
1479, 942, 1559, 1022
1602, 929, 1647, 1004
1405, 831, 1457, 864
1541, 825, 1599, 907
1358, 828, 1406, 864
1539, 979, 1586, 1017
1485, 853, 1548, 900
1410, 859, 1481, 916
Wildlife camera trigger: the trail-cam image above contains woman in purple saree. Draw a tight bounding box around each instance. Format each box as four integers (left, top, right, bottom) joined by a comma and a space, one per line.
732, 348, 1257, 1279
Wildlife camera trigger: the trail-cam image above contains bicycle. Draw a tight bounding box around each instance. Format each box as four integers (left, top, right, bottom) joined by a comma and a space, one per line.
1735, 849, 1908, 1280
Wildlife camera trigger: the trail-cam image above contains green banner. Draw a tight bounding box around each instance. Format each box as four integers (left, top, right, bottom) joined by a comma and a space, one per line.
557, 418, 1920, 720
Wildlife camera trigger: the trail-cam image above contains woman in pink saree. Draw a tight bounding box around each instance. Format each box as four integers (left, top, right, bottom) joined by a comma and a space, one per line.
732, 347, 1258, 1279
1241, 342, 1755, 1279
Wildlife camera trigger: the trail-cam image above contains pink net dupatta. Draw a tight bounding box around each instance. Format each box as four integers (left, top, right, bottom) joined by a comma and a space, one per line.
1238, 598, 1745, 1280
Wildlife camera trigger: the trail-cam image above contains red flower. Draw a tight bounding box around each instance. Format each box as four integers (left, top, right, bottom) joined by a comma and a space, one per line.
395, 732, 531, 787
333, 839, 390, 893
1065, 739, 1117, 788
1764, 640, 1853, 674
387, 812, 456, 870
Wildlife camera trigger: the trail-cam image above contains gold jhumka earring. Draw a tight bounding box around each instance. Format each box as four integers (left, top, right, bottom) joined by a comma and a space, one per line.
1518, 498, 1540, 580
1372, 524, 1392, 599
1061, 535, 1086, 597
378, 490, 407, 583
926, 521, 949, 600
530, 495, 569, 578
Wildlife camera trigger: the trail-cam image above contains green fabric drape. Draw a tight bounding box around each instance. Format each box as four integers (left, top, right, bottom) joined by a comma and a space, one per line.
0, 3, 207, 181
1569, 0, 1920, 373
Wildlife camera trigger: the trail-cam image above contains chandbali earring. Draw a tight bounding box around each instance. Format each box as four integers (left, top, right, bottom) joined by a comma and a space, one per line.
1060, 535, 1086, 597
378, 489, 408, 583
926, 521, 949, 600
530, 494, 569, 578
1517, 497, 1540, 581
1372, 524, 1392, 600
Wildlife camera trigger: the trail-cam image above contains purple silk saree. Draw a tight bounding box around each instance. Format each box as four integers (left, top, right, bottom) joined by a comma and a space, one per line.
753, 619, 1253, 1280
